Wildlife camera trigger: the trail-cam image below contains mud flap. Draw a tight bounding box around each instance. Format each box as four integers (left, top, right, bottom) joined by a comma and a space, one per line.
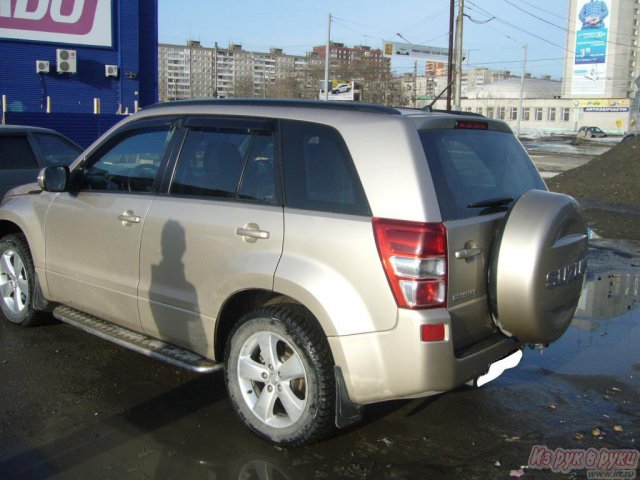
335, 366, 363, 429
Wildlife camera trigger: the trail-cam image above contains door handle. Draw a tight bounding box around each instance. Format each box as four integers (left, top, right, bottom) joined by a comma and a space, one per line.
117, 210, 141, 226
236, 223, 270, 243
454, 247, 483, 259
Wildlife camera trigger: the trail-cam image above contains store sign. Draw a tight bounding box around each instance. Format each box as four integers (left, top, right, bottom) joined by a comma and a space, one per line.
572, 98, 629, 108
571, 0, 612, 96
0, 0, 112, 47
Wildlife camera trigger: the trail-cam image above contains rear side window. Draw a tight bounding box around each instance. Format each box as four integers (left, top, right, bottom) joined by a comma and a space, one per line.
419, 129, 545, 221
171, 127, 277, 204
0, 135, 38, 169
281, 121, 370, 216
33, 133, 81, 167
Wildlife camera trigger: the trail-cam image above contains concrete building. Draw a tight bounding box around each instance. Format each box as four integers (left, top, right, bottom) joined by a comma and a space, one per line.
312, 43, 388, 70
158, 42, 322, 101
562, 0, 640, 129
429, 77, 629, 133
563, 0, 639, 99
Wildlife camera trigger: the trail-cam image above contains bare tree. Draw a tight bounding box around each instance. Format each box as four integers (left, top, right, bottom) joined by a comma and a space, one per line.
233, 74, 254, 98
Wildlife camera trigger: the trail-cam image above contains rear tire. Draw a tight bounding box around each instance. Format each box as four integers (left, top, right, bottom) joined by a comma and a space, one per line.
0, 234, 45, 327
224, 305, 335, 446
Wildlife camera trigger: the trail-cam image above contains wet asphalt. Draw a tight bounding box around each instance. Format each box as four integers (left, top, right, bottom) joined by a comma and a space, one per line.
0, 238, 638, 480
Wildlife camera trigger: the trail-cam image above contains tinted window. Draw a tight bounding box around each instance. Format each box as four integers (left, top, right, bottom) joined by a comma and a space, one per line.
419, 129, 546, 221
281, 121, 369, 216
33, 133, 81, 167
81, 127, 174, 193
0, 135, 38, 170
171, 127, 277, 203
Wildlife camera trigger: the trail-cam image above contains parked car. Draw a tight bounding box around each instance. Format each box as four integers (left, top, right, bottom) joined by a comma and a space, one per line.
621, 132, 636, 142
576, 126, 607, 139
0, 100, 588, 446
0, 125, 82, 199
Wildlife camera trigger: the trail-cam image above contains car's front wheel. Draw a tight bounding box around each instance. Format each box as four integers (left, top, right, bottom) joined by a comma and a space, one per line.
224, 305, 335, 446
0, 234, 44, 326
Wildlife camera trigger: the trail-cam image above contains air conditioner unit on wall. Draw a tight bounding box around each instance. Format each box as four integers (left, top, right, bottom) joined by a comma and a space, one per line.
105, 65, 119, 78
56, 49, 77, 74
36, 60, 50, 74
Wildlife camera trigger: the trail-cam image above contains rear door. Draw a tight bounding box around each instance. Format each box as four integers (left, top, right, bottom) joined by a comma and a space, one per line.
0, 133, 40, 198
418, 125, 546, 352
137, 117, 283, 358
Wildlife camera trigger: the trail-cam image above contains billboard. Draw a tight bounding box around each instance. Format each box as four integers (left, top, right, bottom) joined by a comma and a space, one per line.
319, 80, 357, 101
0, 0, 113, 47
571, 0, 611, 96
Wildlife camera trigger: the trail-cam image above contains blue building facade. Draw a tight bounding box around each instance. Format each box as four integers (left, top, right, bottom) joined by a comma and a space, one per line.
0, 0, 158, 146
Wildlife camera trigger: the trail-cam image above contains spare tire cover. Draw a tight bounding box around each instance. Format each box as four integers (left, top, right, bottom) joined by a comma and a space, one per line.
489, 190, 588, 344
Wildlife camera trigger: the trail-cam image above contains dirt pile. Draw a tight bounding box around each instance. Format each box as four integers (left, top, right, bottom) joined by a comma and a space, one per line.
547, 136, 640, 209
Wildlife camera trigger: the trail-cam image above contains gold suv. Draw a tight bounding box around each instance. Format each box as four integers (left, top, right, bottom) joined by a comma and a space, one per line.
0, 100, 587, 445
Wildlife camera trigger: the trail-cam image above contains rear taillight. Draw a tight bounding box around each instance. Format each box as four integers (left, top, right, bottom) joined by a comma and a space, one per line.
373, 218, 447, 309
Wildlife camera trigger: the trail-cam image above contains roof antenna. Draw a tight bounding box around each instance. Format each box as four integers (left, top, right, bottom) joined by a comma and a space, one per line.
424, 79, 455, 111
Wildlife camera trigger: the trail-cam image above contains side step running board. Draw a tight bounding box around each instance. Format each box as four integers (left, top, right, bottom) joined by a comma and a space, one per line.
53, 305, 223, 374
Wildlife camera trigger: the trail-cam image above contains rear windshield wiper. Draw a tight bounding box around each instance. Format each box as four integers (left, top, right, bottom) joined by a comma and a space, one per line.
467, 197, 514, 209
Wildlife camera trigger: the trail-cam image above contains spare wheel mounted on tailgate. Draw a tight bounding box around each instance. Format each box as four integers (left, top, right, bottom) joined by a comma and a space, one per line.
489, 189, 588, 344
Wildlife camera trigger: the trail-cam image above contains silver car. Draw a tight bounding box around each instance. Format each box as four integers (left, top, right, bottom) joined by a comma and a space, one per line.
0, 100, 587, 446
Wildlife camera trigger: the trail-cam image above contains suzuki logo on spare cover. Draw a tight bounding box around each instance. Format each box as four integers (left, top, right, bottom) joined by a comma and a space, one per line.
0, 0, 112, 47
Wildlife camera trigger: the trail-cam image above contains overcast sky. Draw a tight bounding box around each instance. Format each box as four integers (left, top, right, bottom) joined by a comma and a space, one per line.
158, 0, 570, 79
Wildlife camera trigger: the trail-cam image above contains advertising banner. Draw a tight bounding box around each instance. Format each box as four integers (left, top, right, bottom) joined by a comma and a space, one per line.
0, 0, 113, 47
384, 41, 460, 62
571, 0, 611, 96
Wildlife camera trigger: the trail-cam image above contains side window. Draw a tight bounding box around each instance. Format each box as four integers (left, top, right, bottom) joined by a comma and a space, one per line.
81, 127, 173, 193
0, 136, 38, 169
33, 133, 82, 167
171, 127, 277, 203
281, 121, 369, 216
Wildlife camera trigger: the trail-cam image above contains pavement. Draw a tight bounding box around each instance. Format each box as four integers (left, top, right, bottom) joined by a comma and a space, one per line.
0, 239, 638, 480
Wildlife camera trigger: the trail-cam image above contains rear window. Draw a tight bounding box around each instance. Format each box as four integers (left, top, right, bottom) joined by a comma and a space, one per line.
0, 135, 38, 170
419, 129, 545, 221
33, 133, 81, 167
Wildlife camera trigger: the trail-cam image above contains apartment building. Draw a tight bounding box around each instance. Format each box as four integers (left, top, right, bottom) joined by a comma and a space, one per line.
158, 42, 322, 101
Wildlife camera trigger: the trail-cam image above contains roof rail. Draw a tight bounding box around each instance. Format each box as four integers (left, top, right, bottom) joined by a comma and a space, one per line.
146, 98, 401, 115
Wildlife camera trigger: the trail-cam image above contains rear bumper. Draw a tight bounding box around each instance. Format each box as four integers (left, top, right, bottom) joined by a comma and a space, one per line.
328, 307, 520, 405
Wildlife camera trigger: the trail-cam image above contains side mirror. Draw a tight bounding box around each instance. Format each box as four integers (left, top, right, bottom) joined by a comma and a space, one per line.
37, 166, 69, 192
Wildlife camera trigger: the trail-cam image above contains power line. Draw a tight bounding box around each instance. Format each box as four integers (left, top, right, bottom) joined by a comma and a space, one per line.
512, 0, 567, 22
503, 0, 566, 32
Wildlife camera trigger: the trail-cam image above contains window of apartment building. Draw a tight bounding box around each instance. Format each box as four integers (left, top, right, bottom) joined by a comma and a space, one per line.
497, 107, 506, 120
476, 107, 483, 115
547, 108, 556, 121
509, 107, 518, 121
486, 107, 494, 118
534, 107, 543, 121
561, 108, 570, 122
522, 108, 530, 121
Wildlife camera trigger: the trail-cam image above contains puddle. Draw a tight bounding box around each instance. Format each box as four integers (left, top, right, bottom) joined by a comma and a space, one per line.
521, 270, 640, 385
522, 140, 611, 157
